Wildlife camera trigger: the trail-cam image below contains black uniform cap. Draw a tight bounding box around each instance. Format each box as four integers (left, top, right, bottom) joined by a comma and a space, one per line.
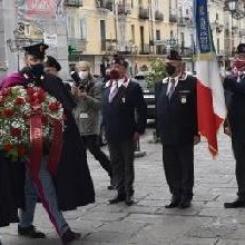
45, 56, 61, 71
23, 42, 49, 60
112, 55, 129, 68
237, 43, 245, 54
167, 49, 182, 61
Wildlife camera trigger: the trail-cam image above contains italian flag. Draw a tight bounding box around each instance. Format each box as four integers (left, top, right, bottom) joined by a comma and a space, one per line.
194, 0, 226, 156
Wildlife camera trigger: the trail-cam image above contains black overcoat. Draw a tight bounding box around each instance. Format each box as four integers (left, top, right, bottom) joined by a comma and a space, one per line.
155, 75, 198, 146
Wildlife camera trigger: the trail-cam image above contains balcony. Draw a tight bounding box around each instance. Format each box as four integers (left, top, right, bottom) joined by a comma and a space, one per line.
117, 3, 131, 15
179, 47, 194, 57
64, 0, 83, 7
139, 7, 149, 20
216, 25, 224, 33
117, 43, 138, 55
139, 44, 151, 54
105, 39, 117, 54
178, 16, 193, 27
96, 0, 113, 11
169, 13, 177, 23
68, 38, 87, 52
155, 10, 164, 21
239, 29, 245, 37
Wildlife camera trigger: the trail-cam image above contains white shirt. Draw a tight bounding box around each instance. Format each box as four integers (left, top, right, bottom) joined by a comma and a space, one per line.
163, 73, 188, 95
105, 77, 130, 93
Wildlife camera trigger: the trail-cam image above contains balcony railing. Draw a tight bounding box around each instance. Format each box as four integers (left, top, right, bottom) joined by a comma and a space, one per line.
155, 11, 164, 21
239, 29, 245, 37
179, 47, 194, 57
96, 0, 113, 11
178, 16, 193, 27
118, 3, 131, 15
68, 38, 87, 52
139, 44, 151, 54
139, 7, 149, 20
216, 24, 224, 33
64, 0, 83, 7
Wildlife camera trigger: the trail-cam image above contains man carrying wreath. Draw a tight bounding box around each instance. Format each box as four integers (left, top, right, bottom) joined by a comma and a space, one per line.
0, 42, 95, 244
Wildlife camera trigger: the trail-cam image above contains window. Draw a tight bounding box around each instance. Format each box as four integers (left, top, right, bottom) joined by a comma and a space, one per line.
216, 13, 219, 21
131, 25, 135, 43
217, 38, 220, 53
181, 32, 185, 47
100, 20, 106, 51
80, 19, 87, 40
170, 30, 174, 38
156, 30, 161, 40
68, 16, 75, 38
131, 0, 134, 8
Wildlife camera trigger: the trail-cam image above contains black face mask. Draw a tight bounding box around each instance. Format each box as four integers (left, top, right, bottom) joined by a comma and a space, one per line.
166, 63, 176, 76
29, 64, 44, 78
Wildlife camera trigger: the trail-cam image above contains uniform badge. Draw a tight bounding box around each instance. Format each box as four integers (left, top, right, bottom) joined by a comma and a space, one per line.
122, 97, 126, 103
181, 96, 187, 104
80, 113, 88, 119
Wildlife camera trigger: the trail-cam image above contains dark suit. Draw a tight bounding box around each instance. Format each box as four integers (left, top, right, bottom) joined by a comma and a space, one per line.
155, 75, 198, 200
224, 74, 245, 200
102, 79, 147, 197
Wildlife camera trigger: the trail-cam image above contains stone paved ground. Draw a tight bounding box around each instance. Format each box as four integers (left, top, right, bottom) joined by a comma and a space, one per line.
1, 129, 244, 245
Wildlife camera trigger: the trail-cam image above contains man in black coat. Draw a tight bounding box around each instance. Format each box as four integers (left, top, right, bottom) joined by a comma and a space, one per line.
223, 43, 245, 208
102, 56, 147, 206
155, 50, 200, 209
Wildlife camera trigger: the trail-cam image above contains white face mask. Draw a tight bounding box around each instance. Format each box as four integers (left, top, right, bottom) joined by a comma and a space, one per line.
79, 71, 89, 79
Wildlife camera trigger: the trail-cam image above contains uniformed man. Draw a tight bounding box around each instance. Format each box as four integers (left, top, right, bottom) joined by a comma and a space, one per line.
224, 43, 245, 208
1, 42, 95, 244
155, 50, 200, 209
102, 56, 147, 206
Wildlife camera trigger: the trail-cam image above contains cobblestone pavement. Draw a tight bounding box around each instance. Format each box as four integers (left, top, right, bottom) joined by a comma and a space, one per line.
1, 129, 244, 245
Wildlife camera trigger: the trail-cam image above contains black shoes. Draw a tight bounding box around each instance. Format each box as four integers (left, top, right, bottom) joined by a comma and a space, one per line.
109, 195, 126, 204
224, 199, 245, 208
165, 196, 192, 209
165, 196, 181, 208
179, 199, 191, 209
18, 225, 46, 239
61, 229, 81, 245
125, 195, 134, 206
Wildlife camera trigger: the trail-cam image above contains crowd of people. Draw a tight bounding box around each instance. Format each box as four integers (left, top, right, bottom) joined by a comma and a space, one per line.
0, 41, 244, 244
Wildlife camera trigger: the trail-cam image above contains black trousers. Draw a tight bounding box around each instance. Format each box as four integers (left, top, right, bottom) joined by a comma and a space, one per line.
81, 135, 112, 177
162, 144, 194, 200
232, 138, 245, 200
108, 139, 135, 197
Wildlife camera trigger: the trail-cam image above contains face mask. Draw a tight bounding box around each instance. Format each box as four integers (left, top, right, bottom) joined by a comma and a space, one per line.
166, 63, 176, 76
109, 69, 120, 80
29, 64, 44, 78
79, 71, 89, 79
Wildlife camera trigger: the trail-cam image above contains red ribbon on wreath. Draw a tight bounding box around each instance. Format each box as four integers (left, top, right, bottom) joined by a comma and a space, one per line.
29, 113, 63, 179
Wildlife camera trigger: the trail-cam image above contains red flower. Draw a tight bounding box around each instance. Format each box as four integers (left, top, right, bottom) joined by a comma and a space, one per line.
27, 87, 34, 96
42, 115, 48, 124
3, 143, 13, 152
0, 96, 4, 105
49, 102, 60, 112
3, 108, 14, 118
1, 88, 11, 97
18, 145, 26, 157
37, 90, 46, 102
15, 97, 25, 106
10, 127, 22, 137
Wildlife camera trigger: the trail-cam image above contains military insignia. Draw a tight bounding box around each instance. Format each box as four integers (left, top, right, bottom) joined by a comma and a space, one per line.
181, 96, 187, 104
40, 45, 44, 52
